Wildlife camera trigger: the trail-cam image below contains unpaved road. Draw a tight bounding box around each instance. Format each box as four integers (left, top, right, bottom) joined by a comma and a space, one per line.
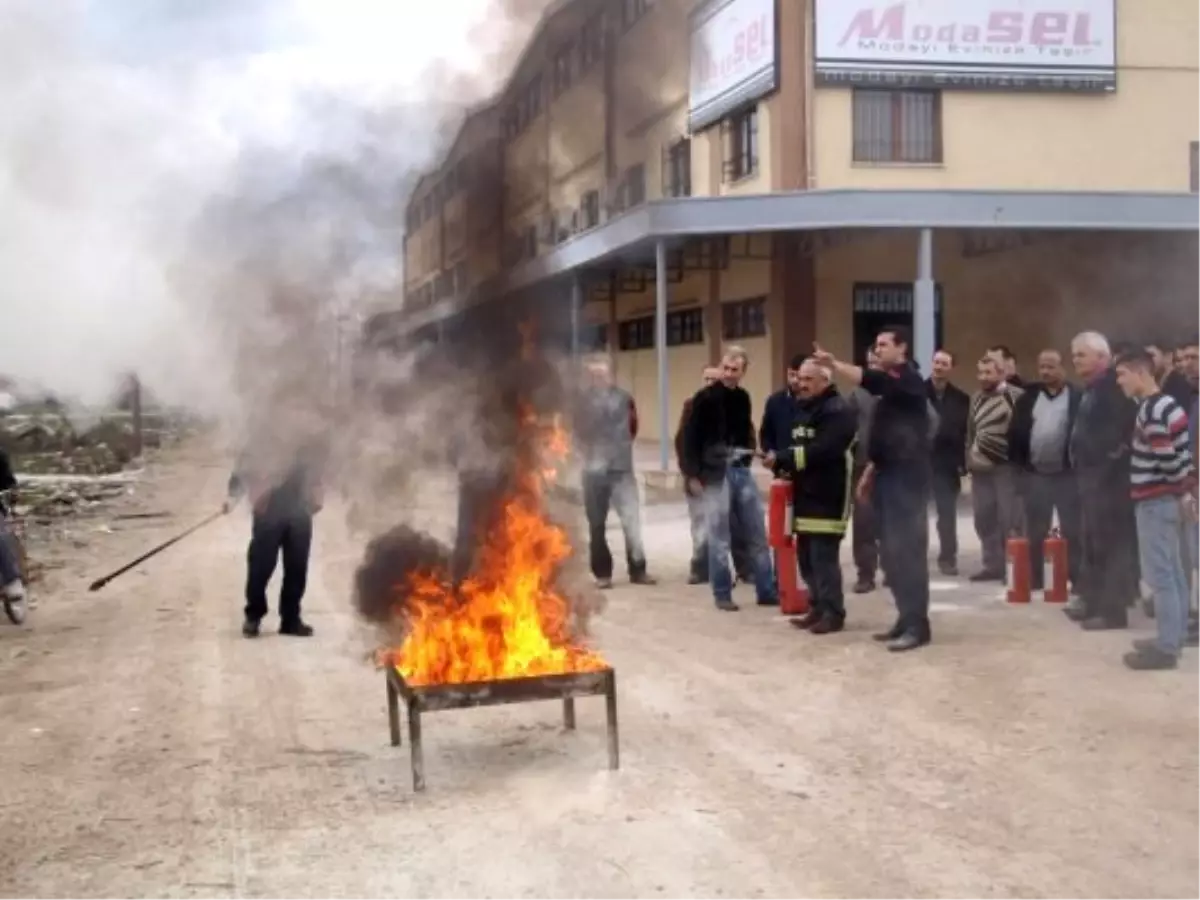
0, 441, 1196, 898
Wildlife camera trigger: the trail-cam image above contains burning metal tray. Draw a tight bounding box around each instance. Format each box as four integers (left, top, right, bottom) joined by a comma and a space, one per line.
385, 666, 619, 792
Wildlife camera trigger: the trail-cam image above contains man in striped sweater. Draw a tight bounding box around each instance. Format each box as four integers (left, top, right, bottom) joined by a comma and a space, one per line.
966, 356, 1023, 581
1115, 350, 1197, 670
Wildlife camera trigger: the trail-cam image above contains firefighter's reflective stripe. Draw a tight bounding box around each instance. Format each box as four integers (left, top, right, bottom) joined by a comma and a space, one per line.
840, 446, 855, 522
793, 517, 847, 535
793, 446, 806, 471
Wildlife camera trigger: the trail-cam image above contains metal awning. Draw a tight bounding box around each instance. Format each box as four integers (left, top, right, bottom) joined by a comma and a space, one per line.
398, 188, 1199, 334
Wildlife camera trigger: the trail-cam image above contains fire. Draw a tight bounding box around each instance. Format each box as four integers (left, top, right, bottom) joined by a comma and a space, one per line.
390, 412, 607, 687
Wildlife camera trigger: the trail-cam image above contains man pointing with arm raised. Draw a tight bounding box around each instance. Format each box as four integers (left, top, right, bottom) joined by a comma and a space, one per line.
811, 327, 933, 652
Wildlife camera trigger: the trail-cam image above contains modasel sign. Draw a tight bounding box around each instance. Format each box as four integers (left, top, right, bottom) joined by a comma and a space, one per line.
815, 0, 1116, 92
688, 0, 779, 132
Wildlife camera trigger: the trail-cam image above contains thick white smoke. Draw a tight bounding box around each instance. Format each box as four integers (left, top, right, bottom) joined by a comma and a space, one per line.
0, 0, 525, 417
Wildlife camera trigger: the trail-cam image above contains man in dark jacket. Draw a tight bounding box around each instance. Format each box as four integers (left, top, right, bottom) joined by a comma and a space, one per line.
575, 358, 655, 589
926, 349, 970, 576
759, 354, 805, 474
845, 352, 881, 593
226, 437, 328, 638
768, 359, 857, 633
1067, 331, 1138, 630
1147, 338, 1197, 410
682, 347, 777, 611
677, 367, 720, 583
1008, 349, 1082, 590
814, 327, 933, 652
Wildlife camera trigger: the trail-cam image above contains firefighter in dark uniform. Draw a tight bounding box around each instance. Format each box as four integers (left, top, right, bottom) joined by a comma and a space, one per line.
767, 359, 858, 634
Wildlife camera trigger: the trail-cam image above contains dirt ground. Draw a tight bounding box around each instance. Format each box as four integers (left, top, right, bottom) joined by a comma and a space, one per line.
0, 439, 1196, 899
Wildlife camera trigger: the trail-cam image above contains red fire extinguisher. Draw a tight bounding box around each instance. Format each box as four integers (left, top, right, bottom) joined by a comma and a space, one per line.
767, 481, 791, 550
768, 480, 810, 615
1006, 531, 1032, 604
1043, 528, 1069, 604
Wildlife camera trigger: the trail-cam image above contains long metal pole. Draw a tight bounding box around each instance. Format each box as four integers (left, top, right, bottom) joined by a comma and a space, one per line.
569, 274, 582, 358
654, 241, 670, 472
914, 228, 936, 376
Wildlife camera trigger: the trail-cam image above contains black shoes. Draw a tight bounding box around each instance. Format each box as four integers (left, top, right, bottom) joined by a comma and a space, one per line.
280, 620, 315, 637
887, 631, 931, 653
1080, 616, 1127, 631
630, 573, 659, 586
969, 570, 1003, 583
715, 599, 740, 612
872, 623, 904, 642
1063, 606, 1087, 622
756, 596, 780, 607
937, 561, 959, 577
1124, 646, 1177, 670
244, 617, 313, 637
852, 578, 875, 594
809, 614, 845, 635
791, 609, 824, 630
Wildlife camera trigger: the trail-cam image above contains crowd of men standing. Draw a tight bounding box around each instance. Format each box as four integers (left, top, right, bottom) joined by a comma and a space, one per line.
574, 329, 1199, 668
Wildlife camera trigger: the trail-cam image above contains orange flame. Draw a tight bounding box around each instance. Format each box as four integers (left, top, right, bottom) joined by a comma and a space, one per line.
390, 412, 607, 687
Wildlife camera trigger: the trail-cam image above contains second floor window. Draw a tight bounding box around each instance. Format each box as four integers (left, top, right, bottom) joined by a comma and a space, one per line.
580, 13, 605, 69
722, 297, 767, 339
723, 106, 759, 182
552, 44, 574, 96
581, 189, 601, 228
852, 88, 942, 164
664, 138, 691, 197
624, 163, 646, 207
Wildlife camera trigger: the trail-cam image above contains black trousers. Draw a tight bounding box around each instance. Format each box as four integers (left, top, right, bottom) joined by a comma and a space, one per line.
851, 464, 878, 582
1077, 467, 1134, 625
245, 514, 313, 624
873, 467, 931, 639
1023, 470, 1082, 588
797, 533, 845, 620
931, 468, 960, 566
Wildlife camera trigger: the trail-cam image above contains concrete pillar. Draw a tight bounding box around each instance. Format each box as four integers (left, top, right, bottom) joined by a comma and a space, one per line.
914, 228, 936, 376
655, 240, 670, 471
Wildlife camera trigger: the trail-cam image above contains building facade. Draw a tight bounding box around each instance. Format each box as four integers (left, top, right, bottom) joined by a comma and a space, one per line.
395, 0, 1199, 458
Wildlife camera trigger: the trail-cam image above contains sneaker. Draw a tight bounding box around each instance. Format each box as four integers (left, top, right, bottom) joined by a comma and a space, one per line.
279, 620, 314, 637
242, 618, 261, 638
2, 578, 25, 600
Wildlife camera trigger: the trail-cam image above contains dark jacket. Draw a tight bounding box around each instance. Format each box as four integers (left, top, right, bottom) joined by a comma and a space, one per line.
229, 442, 328, 522
681, 382, 756, 485
759, 387, 800, 477
674, 396, 694, 473
774, 386, 858, 535
1008, 382, 1082, 472
862, 362, 931, 471
1068, 367, 1136, 471
1161, 369, 1197, 411
926, 379, 970, 474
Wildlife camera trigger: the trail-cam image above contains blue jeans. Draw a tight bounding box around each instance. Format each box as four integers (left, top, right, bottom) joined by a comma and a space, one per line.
703, 467, 776, 605
1135, 496, 1190, 654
